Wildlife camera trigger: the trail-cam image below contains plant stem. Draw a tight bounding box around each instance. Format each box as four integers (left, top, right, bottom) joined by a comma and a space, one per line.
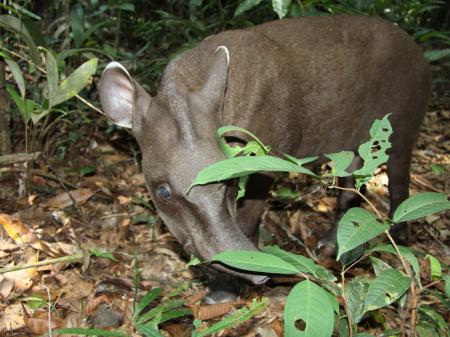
0, 253, 83, 274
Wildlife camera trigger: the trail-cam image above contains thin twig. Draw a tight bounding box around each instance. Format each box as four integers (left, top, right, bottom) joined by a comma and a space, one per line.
330, 185, 383, 219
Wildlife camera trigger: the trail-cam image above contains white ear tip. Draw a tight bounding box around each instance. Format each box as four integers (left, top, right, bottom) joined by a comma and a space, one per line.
103, 61, 131, 78
215, 46, 230, 66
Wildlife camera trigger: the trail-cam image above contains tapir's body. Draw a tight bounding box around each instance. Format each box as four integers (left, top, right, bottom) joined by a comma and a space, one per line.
99, 16, 430, 285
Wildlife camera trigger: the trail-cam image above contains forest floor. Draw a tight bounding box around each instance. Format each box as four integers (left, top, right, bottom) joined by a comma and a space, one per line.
0, 101, 448, 336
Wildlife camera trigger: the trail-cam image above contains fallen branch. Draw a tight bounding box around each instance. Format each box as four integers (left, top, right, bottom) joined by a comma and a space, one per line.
0, 151, 41, 165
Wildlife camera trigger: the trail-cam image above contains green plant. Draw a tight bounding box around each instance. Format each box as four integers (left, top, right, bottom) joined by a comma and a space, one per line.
190, 115, 450, 337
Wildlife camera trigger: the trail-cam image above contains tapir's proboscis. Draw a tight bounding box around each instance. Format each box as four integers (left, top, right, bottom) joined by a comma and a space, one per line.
99, 16, 430, 289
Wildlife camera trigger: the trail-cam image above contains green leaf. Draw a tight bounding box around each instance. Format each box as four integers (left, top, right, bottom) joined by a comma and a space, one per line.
353, 114, 392, 190
6, 85, 34, 121
344, 276, 371, 324
135, 323, 165, 337
46, 50, 58, 96
282, 153, 318, 173
369, 256, 392, 275
190, 155, 315, 190
49, 58, 98, 107
4, 57, 25, 98
0, 15, 40, 64
325, 151, 354, 177
363, 269, 410, 312
51, 328, 128, 336
236, 175, 249, 200
426, 255, 442, 280
272, 0, 292, 18
217, 125, 269, 158
135, 288, 162, 317
22, 296, 46, 309
212, 250, 299, 274
370, 244, 420, 285
444, 274, 450, 298
186, 255, 201, 268
424, 48, 450, 62
136, 299, 185, 324
261, 246, 336, 281
71, 4, 86, 48
416, 321, 439, 337
284, 280, 334, 337
419, 305, 448, 335
354, 334, 376, 337
89, 247, 117, 261
195, 298, 268, 337
336, 208, 389, 260
392, 192, 450, 223
234, 0, 264, 17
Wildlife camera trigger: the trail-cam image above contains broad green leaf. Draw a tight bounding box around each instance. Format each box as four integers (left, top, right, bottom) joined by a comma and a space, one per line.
272, 0, 292, 18
419, 305, 448, 335
424, 48, 450, 62
325, 151, 354, 177
4, 57, 25, 98
6, 85, 30, 121
426, 255, 442, 280
46, 50, 58, 96
354, 334, 376, 337
392, 192, 450, 223
135, 288, 162, 317
336, 208, 389, 260
234, 0, 264, 16
0, 15, 40, 64
363, 269, 410, 312
49, 58, 98, 107
217, 125, 269, 158
344, 276, 371, 324
212, 250, 299, 274
195, 298, 267, 337
369, 256, 392, 275
186, 255, 201, 268
370, 244, 420, 285
51, 328, 127, 336
190, 155, 316, 190
261, 246, 336, 281
353, 114, 392, 190
284, 280, 334, 337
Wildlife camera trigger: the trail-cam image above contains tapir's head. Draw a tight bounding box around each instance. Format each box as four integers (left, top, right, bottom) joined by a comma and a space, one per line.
98, 47, 266, 284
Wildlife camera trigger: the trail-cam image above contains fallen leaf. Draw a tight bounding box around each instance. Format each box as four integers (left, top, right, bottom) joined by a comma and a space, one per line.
46, 188, 94, 208
0, 214, 34, 244
24, 310, 63, 334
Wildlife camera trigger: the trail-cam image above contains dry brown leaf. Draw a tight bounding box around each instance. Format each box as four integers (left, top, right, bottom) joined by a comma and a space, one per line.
193, 300, 244, 321
4, 247, 39, 294
84, 294, 112, 315
0, 213, 35, 244
24, 310, 63, 335
46, 188, 94, 209
0, 277, 15, 299
0, 240, 17, 251
0, 302, 27, 332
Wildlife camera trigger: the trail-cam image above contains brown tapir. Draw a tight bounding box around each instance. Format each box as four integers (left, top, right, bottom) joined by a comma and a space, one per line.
99, 15, 430, 289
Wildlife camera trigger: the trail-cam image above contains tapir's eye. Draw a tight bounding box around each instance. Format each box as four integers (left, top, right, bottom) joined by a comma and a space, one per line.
157, 185, 172, 199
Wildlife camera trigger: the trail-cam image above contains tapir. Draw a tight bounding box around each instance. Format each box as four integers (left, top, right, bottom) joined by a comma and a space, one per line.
99, 15, 430, 287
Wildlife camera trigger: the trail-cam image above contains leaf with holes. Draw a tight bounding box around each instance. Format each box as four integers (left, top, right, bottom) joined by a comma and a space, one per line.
284, 280, 334, 337
336, 208, 389, 260
217, 125, 269, 158
392, 192, 450, 223
212, 250, 298, 274
363, 269, 410, 312
261, 246, 336, 282
325, 151, 355, 177
344, 276, 371, 324
353, 114, 392, 190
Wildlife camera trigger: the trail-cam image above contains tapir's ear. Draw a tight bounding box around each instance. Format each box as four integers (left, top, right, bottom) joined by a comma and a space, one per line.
200, 46, 230, 110
99, 62, 134, 128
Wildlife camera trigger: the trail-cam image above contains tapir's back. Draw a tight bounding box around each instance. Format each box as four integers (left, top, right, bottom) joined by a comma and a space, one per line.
165, 15, 430, 156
